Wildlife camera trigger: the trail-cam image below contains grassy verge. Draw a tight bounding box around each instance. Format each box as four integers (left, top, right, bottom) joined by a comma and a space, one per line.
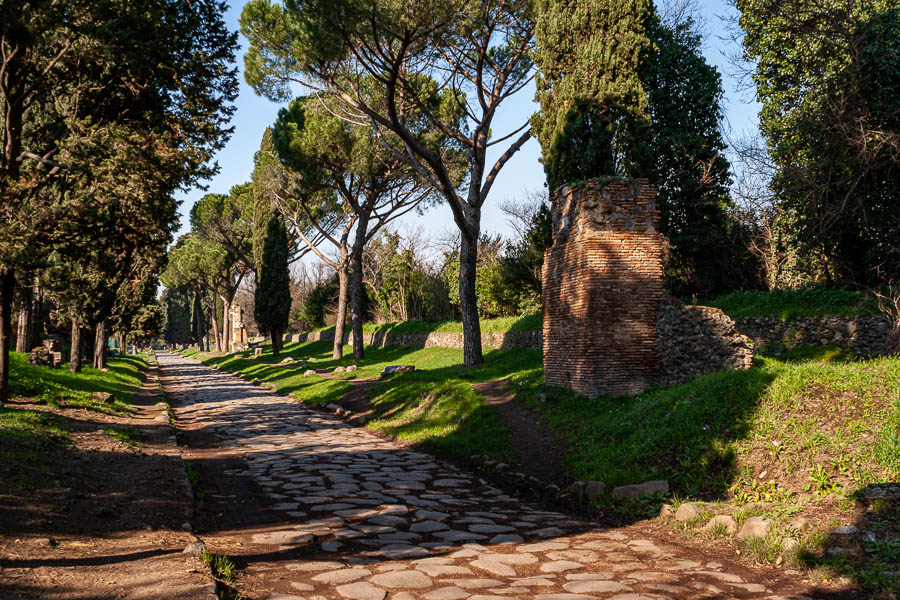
9, 351, 147, 414
510, 345, 899, 593
702, 287, 879, 319
1, 351, 147, 490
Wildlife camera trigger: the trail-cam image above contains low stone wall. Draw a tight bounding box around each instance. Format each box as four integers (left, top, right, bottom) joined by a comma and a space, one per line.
657, 296, 754, 386
734, 315, 895, 355
283, 329, 542, 351
277, 311, 892, 388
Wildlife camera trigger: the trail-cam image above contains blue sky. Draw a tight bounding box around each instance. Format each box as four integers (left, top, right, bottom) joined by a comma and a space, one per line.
175, 0, 761, 245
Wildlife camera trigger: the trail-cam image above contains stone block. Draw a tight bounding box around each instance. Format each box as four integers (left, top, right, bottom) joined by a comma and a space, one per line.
610, 480, 669, 500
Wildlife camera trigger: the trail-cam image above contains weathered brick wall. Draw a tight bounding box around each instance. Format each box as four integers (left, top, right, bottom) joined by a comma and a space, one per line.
543, 178, 664, 397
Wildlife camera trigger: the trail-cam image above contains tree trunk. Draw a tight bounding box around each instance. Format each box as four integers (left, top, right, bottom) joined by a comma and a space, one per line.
350, 213, 370, 362
15, 279, 33, 353
70, 317, 82, 373
30, 277, 43, 349
0, 269, 16, 405
211, 301, 222, 352
333, 263, 349, 359
271, 327, 282, 357
194, 293, 205, 351
93, 320, 107, 370
213, 295, 224, 352
458, 230, 483, 366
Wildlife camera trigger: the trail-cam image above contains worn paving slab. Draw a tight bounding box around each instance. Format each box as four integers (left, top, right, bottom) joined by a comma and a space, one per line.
158, 352, 851, 600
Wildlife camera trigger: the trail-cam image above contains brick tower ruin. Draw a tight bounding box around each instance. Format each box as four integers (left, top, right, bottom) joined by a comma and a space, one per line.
542, 177, 664, 397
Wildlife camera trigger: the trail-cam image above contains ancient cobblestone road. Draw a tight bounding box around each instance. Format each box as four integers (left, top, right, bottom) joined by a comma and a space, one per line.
158, 352, 824, 600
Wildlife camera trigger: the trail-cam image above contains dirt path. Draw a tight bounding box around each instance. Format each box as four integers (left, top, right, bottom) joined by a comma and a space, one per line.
158, 351, 861, 600
472, 379, 566, 484
0, 359, 215, 600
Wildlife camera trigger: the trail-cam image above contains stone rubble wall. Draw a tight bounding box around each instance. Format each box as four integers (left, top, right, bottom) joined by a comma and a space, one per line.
733, 315, 895, 355
283, 329, 542, 351
657, 294, 754, 386
542, 177, 664, 397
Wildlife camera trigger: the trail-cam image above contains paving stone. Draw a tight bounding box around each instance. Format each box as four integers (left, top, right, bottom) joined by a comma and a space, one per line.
468, 524, 515, 533
510, 576, 556, 587
424, 586, 471, 599
546, 550, 598, 563
251, 531, 314, 546
416, 510, 450, 520
518, 541, 569, 552
371, 544, 430, 559
411, 520, 449, 533
540, 561, 585, 573
312, 568, 372, 584
416, 564, 475, 577
693, 570, 743, 583
489, 534, 524, 544
469, 558, 517, 577
563, 580, 632, 593
336, 581, 387, 600
158, 353, 784, 600
289, 582, 314, 591
369, 570, 433, 588
434, 530, 488, 542
368, 514, 408, 527
530, 527, 565, 538
565, 573, 614, 581
374, 564, 409, 573
451, 579, 503, 589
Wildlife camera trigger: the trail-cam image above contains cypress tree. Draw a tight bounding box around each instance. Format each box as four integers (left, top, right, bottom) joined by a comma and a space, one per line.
254, 216, 292, 356
533, 0, 653, 190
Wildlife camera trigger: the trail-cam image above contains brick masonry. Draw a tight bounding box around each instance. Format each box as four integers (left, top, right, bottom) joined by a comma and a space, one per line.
542, 178, 664, 397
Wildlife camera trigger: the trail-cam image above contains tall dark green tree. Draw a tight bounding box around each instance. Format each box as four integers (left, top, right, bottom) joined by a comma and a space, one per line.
0, 0, 238, 403
254, 216, 292, 356
191, 291, 207, 351
534, 3, 752, 296
643, 15, 755, 297
161, 286, 193, 348
533, 0, 653, 190
739, 0, 900, 286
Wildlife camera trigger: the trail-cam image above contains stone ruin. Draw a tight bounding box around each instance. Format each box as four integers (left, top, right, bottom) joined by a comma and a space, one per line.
28, 336, 66, 368
230, 304, 249, 351
542, 177, 752, 397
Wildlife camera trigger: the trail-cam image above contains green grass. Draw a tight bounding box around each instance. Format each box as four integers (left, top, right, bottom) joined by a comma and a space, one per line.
307, 311, 542, 337
202, 551, 246, 600
8, 351, 147, 414
1, 351, 147, 490
105, 426, 145, 450
510, 348, 900, 500
703, 287, 879, 319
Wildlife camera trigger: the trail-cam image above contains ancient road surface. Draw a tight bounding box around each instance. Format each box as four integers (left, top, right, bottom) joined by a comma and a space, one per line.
157, 352, 828, 600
